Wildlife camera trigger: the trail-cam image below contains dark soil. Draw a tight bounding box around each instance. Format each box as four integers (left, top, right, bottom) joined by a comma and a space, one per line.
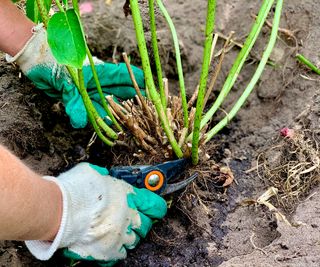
1, 0, 320, 266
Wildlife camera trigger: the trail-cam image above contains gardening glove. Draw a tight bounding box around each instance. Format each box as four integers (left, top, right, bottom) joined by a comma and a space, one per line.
6, 24, 145, 128
25, 163, 167, 265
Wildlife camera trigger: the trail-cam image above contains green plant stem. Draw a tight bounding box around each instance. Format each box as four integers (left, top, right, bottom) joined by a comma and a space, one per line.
156, 0, 188, 129
296, 54, 320, 75
71, 0, 80, 14
130, 0, 183, 158
188, 0, 274, 142
205, 0, 283, 143
66, 66, 80, 87
54, 0, 64, 12
86, 47, 123, 131
73, 2, 122, 133
35, 0, 49, 27
78, 69, 114, 146
191, 0, 216, 165
148, 0, 166, 108
77, 69, 118, 141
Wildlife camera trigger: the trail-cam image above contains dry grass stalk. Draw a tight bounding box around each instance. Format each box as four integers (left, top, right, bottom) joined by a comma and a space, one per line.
178, 127, 188, 147
187, 85, 199, 108
188, 107, 196, 133
203, 31, 234, 108
122, 52, 153, 120
163, 78, 169, 103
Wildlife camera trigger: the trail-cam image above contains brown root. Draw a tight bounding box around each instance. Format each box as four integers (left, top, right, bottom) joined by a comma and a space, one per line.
106, 94, 207, 159
258, 129, 320, 212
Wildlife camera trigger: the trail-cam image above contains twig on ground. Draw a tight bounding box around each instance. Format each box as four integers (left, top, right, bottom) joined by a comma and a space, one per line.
215, 32, 244, 49
86, 132, 97, 151
188, 107, 196, 132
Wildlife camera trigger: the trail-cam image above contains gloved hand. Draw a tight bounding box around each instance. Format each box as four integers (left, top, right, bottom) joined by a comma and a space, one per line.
25, 163, 167, 265
6, 24, 145, 128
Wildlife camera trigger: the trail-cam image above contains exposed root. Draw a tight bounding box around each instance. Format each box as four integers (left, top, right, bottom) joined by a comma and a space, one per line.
150, 229, 180, 246
258, 129, 320, 212
250, 233, 268, 255
170, 147, 234, 233
251, 13, 298, 48
106, 94, 208, 158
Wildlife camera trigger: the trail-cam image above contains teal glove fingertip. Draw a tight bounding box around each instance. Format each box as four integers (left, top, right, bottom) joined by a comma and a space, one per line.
63, 86, 88, 129
134, 211, 153, 238
131, 188, 167, 219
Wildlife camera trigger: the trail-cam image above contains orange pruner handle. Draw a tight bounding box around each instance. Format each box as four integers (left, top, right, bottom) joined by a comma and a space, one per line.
144, 170, 165, 192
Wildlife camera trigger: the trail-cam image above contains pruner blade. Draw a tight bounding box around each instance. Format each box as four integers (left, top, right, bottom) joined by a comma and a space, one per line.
161, 172, 198, 195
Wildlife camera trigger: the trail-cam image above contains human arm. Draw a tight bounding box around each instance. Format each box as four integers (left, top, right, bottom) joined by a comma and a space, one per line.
0, 0, 35, 57
0, 144, 62, 241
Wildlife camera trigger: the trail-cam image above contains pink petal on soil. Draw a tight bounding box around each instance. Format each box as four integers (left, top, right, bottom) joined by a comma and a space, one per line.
280, 127, 295, 138
80, 2, 93, 15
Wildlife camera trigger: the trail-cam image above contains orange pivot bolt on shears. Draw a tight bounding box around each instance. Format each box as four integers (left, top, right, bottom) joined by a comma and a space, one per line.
109, 159, 198, 195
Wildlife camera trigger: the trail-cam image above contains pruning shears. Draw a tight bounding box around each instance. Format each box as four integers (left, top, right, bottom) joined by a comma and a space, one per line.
109, 159, 197, 195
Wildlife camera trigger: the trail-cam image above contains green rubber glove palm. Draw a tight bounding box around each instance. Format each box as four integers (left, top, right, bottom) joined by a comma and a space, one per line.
7, 24, 144, 128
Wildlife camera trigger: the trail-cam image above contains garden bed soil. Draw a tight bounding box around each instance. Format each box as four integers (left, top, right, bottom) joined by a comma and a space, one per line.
1, 0, 320, 266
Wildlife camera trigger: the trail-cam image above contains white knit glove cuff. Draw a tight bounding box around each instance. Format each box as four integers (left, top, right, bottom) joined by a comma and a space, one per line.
6, 24, 47, 70
25, 176, 69, 261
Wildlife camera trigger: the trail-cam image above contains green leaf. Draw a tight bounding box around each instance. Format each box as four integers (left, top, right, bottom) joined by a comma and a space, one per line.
47, 9, 86, 69
26, 0, 51, 23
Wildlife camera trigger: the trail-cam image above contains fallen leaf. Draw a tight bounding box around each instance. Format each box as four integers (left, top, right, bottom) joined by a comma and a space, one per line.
220, 166, 234, 187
